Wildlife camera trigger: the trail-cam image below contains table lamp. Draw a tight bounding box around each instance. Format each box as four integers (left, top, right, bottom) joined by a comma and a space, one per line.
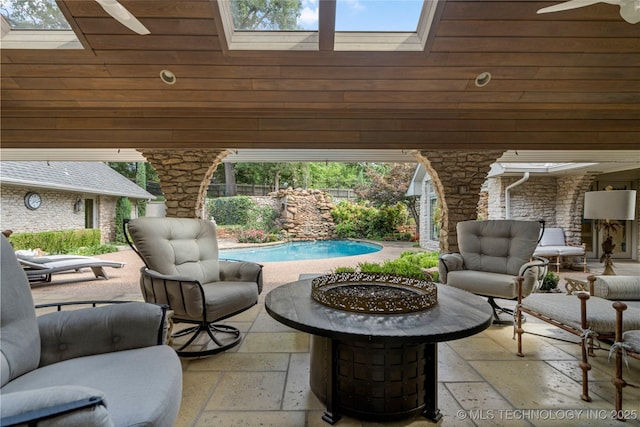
583, 189, 636, 275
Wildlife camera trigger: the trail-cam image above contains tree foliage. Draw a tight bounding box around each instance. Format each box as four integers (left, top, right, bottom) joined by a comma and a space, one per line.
212, 162, 388, 191
135, 162, 147, 216
0, 0, 69, 29
230, 0, 303, 30
114, 197, 131, 244
355, 163, 419, 234
107, 162, 158, 183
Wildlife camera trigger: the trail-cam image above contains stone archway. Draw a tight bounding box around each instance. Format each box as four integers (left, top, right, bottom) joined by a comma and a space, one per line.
415, 150, 505, 252
138, 148, 505, 247
138, 149, 229, 219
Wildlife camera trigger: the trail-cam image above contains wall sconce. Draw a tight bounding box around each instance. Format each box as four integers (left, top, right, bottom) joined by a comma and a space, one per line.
74, 197, 84, 213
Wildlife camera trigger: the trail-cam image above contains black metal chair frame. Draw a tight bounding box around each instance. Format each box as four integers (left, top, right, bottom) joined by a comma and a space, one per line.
124, 219, 262, 357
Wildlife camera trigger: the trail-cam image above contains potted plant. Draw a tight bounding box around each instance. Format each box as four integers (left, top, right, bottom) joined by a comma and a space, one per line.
539, 271, 559, 292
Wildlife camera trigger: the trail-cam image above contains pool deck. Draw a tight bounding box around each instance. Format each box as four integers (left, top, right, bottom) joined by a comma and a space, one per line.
29, 239, 424, 304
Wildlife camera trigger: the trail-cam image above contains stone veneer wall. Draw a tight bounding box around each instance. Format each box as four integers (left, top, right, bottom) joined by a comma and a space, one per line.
97, 196, 118, 243
0, 184, 118, 243
273, 188, 336, 240
417, 150, 505, 252
487, 173, 595, 245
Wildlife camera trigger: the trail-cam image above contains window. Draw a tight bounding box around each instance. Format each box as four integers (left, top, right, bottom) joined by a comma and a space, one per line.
219, 0, 439, 51
0, 0, 81, 49
335, 0, 422, 32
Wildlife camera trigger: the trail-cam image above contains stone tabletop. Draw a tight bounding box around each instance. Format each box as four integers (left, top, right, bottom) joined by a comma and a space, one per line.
265, 278, 494, 344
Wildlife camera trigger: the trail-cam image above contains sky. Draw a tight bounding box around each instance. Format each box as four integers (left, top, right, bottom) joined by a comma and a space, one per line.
1, 0, 426, 33
298, 0, 424, 31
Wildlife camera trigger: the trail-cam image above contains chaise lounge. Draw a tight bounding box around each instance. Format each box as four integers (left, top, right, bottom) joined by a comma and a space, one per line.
17, 254, 125, 282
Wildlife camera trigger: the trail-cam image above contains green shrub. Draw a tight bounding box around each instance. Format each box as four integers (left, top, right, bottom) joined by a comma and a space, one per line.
70, 244, 119, 256
540, 271, 559, 291
208, 196, 254, 225
114, 197, 131, 244
334, 250, 440, 280
331, 201, 408, 239
9, 229, 101, 254
246, 203, 279, 232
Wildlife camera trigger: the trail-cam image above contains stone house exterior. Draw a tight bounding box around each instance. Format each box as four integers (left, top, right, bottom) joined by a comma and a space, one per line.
0, 162, 154, 243
409, 164, 640, 263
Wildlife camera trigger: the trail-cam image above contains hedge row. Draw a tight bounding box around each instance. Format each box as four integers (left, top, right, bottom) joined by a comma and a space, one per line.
9, 229, 101, 254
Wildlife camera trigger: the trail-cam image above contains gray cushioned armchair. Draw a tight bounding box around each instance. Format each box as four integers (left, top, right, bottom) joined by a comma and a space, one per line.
0, 235, 182, 427
125, 217, 263, 357
438, 220, 548, 323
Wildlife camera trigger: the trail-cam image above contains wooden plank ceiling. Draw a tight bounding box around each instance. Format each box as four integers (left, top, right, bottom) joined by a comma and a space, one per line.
1, 0, 639, 152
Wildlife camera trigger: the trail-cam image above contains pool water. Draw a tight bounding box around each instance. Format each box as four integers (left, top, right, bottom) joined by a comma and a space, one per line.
220, 240, 381, 263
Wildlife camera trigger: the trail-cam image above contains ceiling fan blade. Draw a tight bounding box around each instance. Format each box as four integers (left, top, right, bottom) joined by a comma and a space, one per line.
537, 0, 613, 14
619, 0, 640, 23
94, 0, 150, 35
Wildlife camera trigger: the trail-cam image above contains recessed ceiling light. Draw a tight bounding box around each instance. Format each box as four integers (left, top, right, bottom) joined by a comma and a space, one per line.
160, 70, 176, 85
475, 72, 491, 88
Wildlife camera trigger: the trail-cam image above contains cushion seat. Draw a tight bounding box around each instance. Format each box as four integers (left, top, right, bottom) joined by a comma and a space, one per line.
203, 281, 260, 320
522, 293, 640, 332
446, 270, 520, 299
533, 245, 585, 257
2, 346, 181, 427
623, 330, 640, 353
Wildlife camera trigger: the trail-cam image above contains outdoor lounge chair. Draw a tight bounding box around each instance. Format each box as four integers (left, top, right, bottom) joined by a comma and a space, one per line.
438, 220, 548, 324
17, 254, 125, 282
0, 235, 182, 427
125, 217, 263, 357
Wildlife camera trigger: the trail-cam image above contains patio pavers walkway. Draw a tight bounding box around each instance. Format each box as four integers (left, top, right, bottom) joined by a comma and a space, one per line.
28, 244, 640, 427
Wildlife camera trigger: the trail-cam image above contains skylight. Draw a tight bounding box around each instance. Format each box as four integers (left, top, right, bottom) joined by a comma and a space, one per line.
220, 0, 439, 51
335, 0, 423, 32
230, 0, 319, 30
0, 0, 80, 49
0, 0, 70, 30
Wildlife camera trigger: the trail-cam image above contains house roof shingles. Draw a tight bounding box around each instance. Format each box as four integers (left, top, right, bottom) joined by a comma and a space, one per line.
0, 162, 155, 200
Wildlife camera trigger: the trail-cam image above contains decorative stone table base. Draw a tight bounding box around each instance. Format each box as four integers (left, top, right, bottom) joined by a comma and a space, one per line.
265, 278, 493, 424
310, 336, 440, 424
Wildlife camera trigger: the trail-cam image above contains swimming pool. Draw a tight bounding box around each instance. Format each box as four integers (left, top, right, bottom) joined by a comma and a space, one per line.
220, 240, 382, 263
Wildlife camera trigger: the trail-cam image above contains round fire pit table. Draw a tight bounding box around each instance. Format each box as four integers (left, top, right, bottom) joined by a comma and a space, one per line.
265, 276, 493, 424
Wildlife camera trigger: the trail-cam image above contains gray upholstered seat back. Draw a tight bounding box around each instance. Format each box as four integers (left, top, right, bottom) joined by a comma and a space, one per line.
457, 220, 540, 276
1, 235, 40, 387
127, 217, 221, 283
538, 227, 566, 247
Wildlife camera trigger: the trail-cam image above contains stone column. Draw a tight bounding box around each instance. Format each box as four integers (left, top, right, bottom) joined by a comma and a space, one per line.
556, 173, 596, 245
138, 149, 229, 219
415, 150, 505, 252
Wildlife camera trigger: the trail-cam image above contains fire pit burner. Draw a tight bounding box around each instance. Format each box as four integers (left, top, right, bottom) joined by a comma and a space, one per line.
311, 272, 437, 314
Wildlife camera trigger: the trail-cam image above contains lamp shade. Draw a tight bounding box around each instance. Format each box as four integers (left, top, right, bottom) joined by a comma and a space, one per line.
584, 190, 637, 220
